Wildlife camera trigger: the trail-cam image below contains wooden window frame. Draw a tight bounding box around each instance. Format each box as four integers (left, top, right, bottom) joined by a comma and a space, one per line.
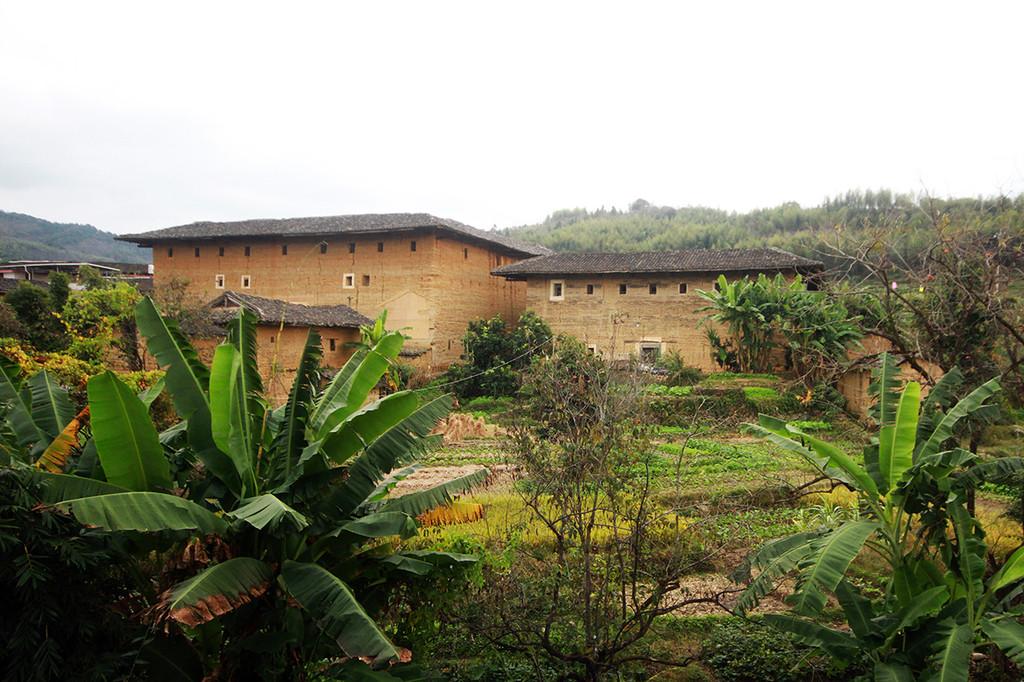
550, 280, 565, 301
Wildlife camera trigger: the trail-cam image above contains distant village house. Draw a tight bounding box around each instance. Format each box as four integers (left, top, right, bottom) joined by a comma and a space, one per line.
206, 291, 373, 401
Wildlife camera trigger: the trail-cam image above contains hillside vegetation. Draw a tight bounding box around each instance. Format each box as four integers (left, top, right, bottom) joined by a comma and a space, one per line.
0, 210, 150, 263
501, 190, 1024, 268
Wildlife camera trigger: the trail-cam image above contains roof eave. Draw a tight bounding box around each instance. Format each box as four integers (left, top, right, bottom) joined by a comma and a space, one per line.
118, 224, 546, 257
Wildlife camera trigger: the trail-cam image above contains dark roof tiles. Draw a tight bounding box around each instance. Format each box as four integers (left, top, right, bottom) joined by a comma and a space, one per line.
118, 213, 550, 257
208, 291, 373, 329
491, 247, 823, 277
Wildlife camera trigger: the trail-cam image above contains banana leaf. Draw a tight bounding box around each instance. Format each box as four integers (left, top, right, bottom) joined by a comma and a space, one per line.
379, 468, 489, 517
319, 392, 419, 466
788, 520, 879, 617
88, 371, 171, 492
159, 557, 274, 627
230, 494, 309, 532
265, 329, 321, 488
321, 395, 451, 518
56, 491, 227, 534
281, 561, 401, 667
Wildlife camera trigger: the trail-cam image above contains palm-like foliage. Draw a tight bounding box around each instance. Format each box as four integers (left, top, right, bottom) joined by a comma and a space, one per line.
12, 299, 483, 679
697, 273, 863, 377
733, 354, 1024, 680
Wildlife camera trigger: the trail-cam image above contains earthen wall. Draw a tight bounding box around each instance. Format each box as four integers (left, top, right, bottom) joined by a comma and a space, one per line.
152, 230, 528, 370
193, 325, 360, 405
522, 270, 792, 371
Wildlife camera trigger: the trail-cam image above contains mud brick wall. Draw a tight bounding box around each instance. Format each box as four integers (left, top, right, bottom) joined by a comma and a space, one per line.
522, 270, 794, 371
151, 230, 528, 370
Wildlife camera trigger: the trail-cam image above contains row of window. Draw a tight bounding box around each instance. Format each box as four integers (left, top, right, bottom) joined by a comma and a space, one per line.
267, 335, 341, 352
169, 241, 421, 258
550, 281, 692, 300
215, 275, 251, 289
213, 273, 373, 290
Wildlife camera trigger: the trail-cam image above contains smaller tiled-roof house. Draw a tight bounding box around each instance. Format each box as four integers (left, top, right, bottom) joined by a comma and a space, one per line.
118, 214, 549, 368
492, 247, 824, 370
204, 291, 373, 402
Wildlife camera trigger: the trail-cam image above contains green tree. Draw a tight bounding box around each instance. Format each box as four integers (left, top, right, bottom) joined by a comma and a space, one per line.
5, 282, 65, 352
60, 282, 141, 369
442, 311, 552, 400
47, 271, 70, 311
76, 264, 109, 291
733, 355, 1024, 679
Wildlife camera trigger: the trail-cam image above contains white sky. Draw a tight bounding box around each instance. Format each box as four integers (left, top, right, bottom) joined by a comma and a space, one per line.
1, 1, 1022, 235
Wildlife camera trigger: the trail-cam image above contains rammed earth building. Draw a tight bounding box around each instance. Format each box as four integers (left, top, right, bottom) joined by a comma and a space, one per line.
491, 248, 824, 370
118, 214, 550, 368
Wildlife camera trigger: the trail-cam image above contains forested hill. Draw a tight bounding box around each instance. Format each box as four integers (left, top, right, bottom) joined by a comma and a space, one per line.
0, 211, 150, 263
500, 191, 1024, 263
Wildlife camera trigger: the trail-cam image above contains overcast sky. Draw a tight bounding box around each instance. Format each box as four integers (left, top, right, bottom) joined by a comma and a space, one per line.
1, 2, 1021, 235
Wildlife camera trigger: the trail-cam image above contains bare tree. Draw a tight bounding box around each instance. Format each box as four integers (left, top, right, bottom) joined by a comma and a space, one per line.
466, 339, 723, 681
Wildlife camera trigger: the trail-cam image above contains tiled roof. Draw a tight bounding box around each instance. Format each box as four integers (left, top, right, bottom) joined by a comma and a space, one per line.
118, 213, 551, 257
491, 247, 823, 278
123, 276, 153, 293
208, 291, 373, 329
0, 279, 47, 293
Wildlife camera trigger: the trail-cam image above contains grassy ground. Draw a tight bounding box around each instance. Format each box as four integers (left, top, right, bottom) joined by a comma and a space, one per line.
399, 373, 1024, 680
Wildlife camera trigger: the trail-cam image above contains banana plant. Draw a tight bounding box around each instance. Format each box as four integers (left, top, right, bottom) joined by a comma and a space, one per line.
25, 299, 485, 679
733, 354, 1024, 680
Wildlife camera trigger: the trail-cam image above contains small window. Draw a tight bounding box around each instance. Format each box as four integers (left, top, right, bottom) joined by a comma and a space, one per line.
619, 284, 627, 295
218, 247, 224, 257
410, 240, 417, 252
194, 247, 200, 258
329, 339, 336, 351
348, 243, 355, 254
714, 280, 721, 292
241, 275, 251, 289
587, 345, 597, 355
377, 242, 383, 253
649, 284, 657, 295
167, 247, 174, 258
550, 280, 564, 301
586, 284, 594, 295
270, 336, 275, 344
640, 343, 661, 364
281, 244, 288, 255
679, 282, 687, 294
215, 274, 225, 289
463, 248, 468, 259
244, 246, 251, 257
362, 275, 370, 286
343, 273, 355, 289
320, 243, 327, 254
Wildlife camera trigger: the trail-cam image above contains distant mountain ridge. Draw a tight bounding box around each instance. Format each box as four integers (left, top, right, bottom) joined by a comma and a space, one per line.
0, 210, 151, 264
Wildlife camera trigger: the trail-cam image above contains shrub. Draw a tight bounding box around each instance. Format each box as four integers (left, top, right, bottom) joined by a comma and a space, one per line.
441, 312, 552, 400
0, 470, 143, 681
700, 620, 803, 682
660, 350, 704, 387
